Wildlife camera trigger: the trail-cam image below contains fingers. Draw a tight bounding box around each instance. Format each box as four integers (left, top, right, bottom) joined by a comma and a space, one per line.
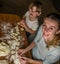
18, 49, 22, 55
20, 57, 33, 63
20, 59, 26, 64
18, 49, 25, 56
20, 21, 25, 28
20, 57, 29, 61
19, 56, 27, 61
19, 56, 27, 64
20, 19, 25, 24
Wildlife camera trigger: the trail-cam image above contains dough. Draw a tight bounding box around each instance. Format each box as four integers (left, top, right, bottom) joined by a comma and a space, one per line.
0, 44, 10, 56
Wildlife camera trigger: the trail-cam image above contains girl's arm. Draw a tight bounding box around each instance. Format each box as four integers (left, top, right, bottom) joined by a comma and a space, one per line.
24, 25, 36, 34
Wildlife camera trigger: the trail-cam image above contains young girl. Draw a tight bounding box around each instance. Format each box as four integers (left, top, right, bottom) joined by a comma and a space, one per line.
18, 13, 60, 64
20, 1, 42, 38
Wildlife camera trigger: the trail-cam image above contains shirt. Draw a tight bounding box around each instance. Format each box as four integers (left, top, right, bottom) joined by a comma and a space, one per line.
32, 25, 60, 64
25, 11, 39, 31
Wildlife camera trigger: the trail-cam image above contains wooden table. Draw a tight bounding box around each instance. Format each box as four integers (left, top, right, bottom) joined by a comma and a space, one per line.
0, 14, 31, 64
0, 26, 31, 64
19, 26, 31, 58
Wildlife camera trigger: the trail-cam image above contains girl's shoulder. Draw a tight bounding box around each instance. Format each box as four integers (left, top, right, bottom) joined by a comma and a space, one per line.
24, 11, 29, 16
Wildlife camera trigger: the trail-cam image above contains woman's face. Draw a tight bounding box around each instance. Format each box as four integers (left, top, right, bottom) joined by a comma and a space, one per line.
42, 18, 59, 41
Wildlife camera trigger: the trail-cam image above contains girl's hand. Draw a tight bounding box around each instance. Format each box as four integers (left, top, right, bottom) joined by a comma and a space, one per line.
20, 20, 27, 28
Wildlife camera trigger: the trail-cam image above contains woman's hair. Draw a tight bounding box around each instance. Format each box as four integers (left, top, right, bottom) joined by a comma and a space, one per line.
29, 1, 42, 13
46, 13, 60, 30
45, 13, 60, 48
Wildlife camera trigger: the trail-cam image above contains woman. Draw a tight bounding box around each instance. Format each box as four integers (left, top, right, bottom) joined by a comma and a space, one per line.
19, 13, 60, 64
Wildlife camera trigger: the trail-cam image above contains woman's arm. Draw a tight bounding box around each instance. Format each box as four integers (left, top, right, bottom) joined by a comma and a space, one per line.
18, 41, 36, 55
24, 41, 36, 52
20, 57, 43, 64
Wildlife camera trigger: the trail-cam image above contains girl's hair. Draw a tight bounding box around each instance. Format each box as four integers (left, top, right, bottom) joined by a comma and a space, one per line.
29, 1, 42, 13
45, 13, 60, 48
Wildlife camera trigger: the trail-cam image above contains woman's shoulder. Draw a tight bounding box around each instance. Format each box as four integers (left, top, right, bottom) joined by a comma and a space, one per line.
48, 46, 60, 56
49, 46, 60, 51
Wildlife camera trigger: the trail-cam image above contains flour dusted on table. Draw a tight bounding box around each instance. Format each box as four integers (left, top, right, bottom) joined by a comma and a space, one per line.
7, 23, 23, 64
0, 42, 10, 56
0, 22, 24, 64
0, 60, 8, 64
10, 52, 21, 64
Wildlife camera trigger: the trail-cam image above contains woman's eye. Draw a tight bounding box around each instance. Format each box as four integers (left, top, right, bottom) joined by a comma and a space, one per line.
43, 24, 46, 27
50, 28, 54, 30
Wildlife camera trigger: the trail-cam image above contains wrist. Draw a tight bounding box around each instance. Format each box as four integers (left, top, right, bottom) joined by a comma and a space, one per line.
23, 48, 28, 54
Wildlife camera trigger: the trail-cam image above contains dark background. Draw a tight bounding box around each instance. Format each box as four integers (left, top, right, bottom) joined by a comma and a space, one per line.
0, 0, 60, 17
0, 0, 60, 26
0, 0, 60, 28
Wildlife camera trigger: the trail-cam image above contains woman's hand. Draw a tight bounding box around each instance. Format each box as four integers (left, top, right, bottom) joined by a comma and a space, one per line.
19, 56, 27, 64
20, 57, 33, 63
18, 49, 26, 56
19, 57, 43, 64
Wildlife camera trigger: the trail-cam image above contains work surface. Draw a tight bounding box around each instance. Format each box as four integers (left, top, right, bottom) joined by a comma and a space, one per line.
0, 14, 31, 64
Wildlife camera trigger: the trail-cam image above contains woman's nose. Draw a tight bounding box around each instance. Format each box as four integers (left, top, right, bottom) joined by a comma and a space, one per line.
44, 27, 49, 32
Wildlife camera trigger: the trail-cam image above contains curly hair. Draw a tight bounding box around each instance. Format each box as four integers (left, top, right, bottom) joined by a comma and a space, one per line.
29, 1, 42, 13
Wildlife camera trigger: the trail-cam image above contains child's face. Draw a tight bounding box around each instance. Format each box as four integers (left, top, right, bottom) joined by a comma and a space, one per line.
29, 6, 40, 19
42, 18, 59, 41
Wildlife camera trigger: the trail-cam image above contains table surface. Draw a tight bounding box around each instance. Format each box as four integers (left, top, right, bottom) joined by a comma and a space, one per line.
19, 26, 31, 58
0, 25, 31, 64
0, 14, 31, 64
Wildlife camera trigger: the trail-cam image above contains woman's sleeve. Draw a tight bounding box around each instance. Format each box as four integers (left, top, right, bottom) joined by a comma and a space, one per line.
43, 47, 60, 64
34, 25, 42, 43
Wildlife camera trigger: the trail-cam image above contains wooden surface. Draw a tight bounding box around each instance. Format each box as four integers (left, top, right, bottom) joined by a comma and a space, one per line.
0, 14, 31, 64
19, 26, 31, 58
